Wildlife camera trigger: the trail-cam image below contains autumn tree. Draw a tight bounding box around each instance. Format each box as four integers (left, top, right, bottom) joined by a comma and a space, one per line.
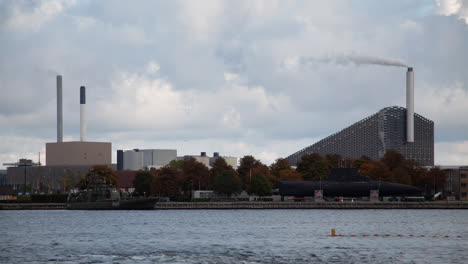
181, 157, 211, 192
77, 165, 118, 189
151, 167, 181, 198
426, 167, 447, 194
270, 158, 291, 173
133, 170, 154, 197
211, 157, 236, 178
278, 169, 302, 181
296, 153, 329, 181
325, 154, 343, 169
214, 170, 242, 197
353, 155, 373, 169
381, 150, 406, 170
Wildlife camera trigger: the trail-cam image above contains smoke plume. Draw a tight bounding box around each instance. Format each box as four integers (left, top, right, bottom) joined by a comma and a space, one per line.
282, 54, 409, 71
300, 54, 408, 68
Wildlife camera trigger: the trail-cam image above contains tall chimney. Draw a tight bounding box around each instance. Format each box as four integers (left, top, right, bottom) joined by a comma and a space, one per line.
406, 67, 414, 143
80, 86, 86, 141
57, 75, 63, 142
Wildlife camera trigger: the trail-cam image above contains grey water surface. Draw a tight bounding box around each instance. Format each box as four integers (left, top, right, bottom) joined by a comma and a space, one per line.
1, 209, 467, 264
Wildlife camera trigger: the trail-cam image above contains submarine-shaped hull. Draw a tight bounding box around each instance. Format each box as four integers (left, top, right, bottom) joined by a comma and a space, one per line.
279, 180, 422, 197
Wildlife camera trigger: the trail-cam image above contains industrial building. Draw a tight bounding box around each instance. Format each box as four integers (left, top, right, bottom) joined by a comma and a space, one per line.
116, 150, 238, 171
440, 166, 468, 200
179, 152, 238, 170
117, 149, 177, 170
286, 106, 434, 166
4, 76, 113, 193
286, 68, 434, 166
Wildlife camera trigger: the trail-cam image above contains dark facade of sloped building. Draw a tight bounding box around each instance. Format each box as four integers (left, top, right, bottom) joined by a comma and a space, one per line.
286, 106, 434, 166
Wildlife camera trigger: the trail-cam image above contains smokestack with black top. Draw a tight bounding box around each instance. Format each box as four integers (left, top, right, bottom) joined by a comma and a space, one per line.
57, 75, 63, 142
80, 86, 86, 141
406, 67, 414, 143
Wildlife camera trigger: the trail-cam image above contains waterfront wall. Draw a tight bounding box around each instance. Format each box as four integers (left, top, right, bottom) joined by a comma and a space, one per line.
2, 201, 468, 210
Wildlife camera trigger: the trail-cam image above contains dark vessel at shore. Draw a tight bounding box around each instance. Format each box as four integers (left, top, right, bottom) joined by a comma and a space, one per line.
279, 168, 422, 198
67, 183, 157, 210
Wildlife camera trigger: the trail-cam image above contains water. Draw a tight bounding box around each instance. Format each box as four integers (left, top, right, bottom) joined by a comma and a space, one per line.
1, 209, 467, 264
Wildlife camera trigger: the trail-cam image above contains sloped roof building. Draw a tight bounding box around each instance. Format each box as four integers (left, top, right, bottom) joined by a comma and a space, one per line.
286, 106, 434, 166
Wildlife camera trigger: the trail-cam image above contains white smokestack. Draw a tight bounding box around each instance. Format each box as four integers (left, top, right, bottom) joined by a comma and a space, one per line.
57, 75, 63, 142
406, 67, 414, 143
80, 86, 86, 142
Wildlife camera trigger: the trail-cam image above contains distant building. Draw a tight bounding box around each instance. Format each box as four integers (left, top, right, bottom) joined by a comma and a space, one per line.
180, 152, 238, 169
117, 149, 177, 171
46, 141, 112, 166
5, 164, 116, 193
440, 166, 468, 200
286, 106, 434, 166
0, 170, 7, 186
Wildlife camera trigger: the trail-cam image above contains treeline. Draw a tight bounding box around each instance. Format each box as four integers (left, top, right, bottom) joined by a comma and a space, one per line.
354, 150, 446, 192
83, 150, 446, 199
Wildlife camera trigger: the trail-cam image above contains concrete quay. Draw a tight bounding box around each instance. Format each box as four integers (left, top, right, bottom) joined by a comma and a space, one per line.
0, 203, 66, 210
155, 201, 468, 210
1, 201, 468, 210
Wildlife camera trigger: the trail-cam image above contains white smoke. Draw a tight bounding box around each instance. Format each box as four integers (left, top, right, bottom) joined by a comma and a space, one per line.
283, 54, 409, 70
435, 0, 468, 24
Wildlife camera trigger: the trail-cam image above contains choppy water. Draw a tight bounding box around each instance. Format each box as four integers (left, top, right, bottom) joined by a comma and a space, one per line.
1, 209, 467, 264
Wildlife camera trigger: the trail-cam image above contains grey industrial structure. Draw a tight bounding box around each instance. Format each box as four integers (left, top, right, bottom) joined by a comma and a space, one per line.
285, 106, 434, 166
117, 150, 238, 171
117, 149, 177, 170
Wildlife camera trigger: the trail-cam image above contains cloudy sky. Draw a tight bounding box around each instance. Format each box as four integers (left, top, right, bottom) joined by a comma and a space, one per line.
1, 0, 467, 168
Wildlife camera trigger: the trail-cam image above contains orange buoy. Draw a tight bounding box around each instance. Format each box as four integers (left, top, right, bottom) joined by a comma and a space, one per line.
350, 234, 355, 237
385, 234, 391, 236
362, 234, 368, 237
432, 235, 438, 238
444, 235, 450, 238
409, 234, 414, 237
456, 235, 462, 238
373, 234, 379, 236
397, 234, 402, 237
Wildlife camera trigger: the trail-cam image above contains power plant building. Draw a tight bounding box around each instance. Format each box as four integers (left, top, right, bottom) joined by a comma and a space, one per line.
285, 106, 434, 166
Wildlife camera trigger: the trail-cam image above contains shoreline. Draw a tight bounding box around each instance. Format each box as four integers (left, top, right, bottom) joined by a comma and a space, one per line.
1, 201, 468, 210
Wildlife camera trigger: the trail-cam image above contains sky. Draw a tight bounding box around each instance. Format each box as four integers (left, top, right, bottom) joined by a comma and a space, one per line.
0, 0, 467, 169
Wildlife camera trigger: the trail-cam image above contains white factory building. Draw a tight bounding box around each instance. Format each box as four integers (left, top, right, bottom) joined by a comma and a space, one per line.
117, 149, 177, 170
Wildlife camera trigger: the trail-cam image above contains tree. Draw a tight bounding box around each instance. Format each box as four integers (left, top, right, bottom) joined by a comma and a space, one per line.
278, 169, 302, 181
325, 154, 343, 169
426, 167, 447, 194
270, 158, 291, 173
296, 153, 329, 181
211, 157, 236, 179
181, 157, 211, 192
77, 165, 118, 189
237, 155, 261, 188
213, 170, 242, 197
353, 155, 373, 169
133, 171, 154, 197
381, 150, 406, 170
151, 167, 181, 198
168, 159, 185, 169
248, 172, 272, 197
